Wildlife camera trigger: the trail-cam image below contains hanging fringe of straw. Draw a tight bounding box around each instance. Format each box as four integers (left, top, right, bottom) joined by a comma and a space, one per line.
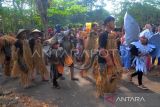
33, 42, 49, 79
96, 67, 120, 97
113, 50, 123, 72
16, 62, 31, 88
106, 34, 117, 50
11, 41, 31, 87
3, 61, 11, 76
23, 40, 34, 73
0, 51, 5, 64
92, 58, 99, 80
1, 35, 17, 45
11, 61, 20, 78
11, 46, 19, 78
96, 33, 123, 96
19, 68, 31, 88
84, 32, 99, 50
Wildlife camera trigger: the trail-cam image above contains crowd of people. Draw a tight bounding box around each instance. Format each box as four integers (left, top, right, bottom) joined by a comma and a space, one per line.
0, 15, 160, 98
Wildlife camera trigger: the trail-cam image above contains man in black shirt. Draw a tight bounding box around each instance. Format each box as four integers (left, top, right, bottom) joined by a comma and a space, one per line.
98, 16, 115, 73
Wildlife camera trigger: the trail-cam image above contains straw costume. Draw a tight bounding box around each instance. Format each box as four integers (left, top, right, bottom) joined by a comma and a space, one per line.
11, 29, 33, 88
0, 35, 16, 76
97, 16, 122, 97
80, 23, 99, 77
29, 29, 49, 81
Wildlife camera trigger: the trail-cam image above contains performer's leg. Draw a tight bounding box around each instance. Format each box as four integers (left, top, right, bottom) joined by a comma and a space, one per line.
137, 71, 147, 89
11, 61, 20, 78
53, 77, 58, 87
92, 59, 98, 79
99, 63, 106, 76
38, 62, 49, 81
52, 70, 61, 89
4, 56, 11, 76
97, 63, 106, 96
4, 61, 11, 76
20, 72, 31, 88
130, 71, 138, 82
131, 72, 138, 77
31, 67, 37, 81
137, 71, 143, 86
70, 64, 79, 81
80, 51, 90, 78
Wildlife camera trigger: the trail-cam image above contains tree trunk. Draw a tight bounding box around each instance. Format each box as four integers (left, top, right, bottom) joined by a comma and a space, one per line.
35, 0, 48, 39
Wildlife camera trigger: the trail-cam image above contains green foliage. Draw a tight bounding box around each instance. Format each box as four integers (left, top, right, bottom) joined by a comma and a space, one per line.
0, 0, 88, 33
48, 0, 87, 16
1, 0, 159, 33
116, 2, 160, 27
69, 7, 110, 24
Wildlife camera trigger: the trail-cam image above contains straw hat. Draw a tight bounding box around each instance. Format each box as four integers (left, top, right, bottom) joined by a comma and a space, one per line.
17, 29, 30, 38
30, 29, 43, 36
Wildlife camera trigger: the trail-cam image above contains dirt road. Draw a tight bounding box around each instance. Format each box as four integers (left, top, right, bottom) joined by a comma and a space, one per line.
0, 67, 160, 107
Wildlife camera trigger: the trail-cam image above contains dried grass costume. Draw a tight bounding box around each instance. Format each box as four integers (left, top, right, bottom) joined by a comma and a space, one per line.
29, 29, 49, 81
11, 29, 33, 88
0, 35, 16, 76
80, 31, 99, 77
97, 31, 122, 97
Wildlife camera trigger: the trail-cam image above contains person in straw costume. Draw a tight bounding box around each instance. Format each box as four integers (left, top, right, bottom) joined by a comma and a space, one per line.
80, 23, 99, 78
11, 29, 33, 88
29, 29, 49, 81
97, 16, 123, 97
0, 33, 17, 77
